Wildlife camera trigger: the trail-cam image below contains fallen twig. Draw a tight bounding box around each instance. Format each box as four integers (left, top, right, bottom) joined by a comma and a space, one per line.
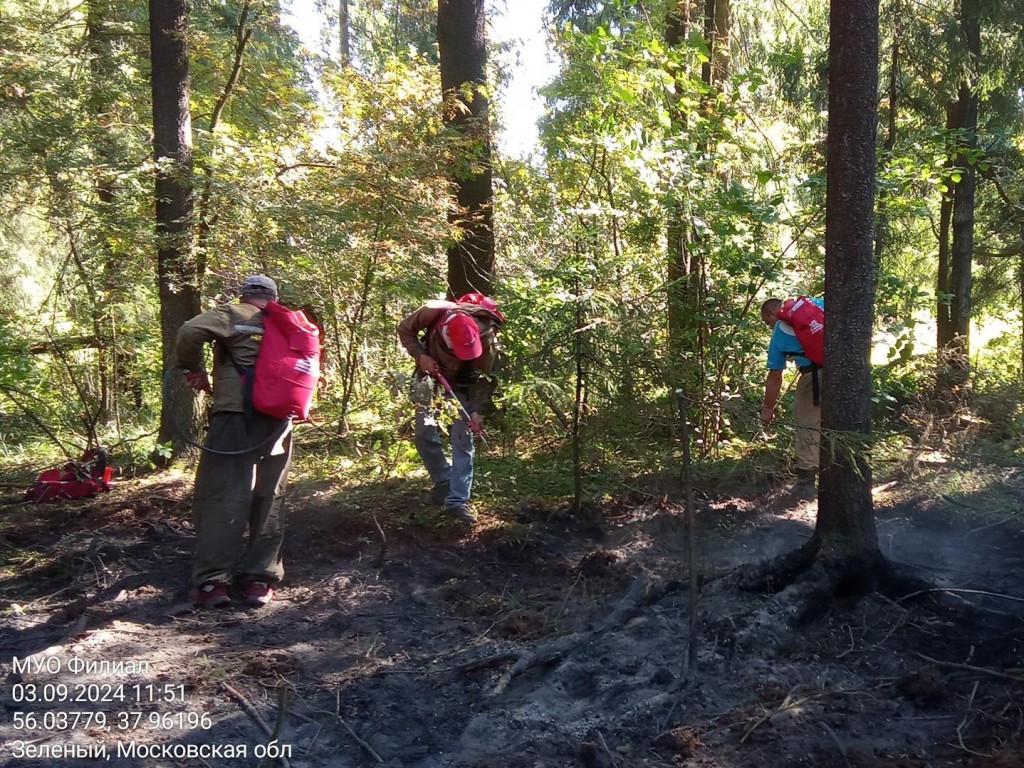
596, 730, 621, 768
818, 719, 851, 768
740, 689, 829, 744
369, 513, 387, 567
953, 681, 991, 758
271, 694, 327, 756
969, 509, 1024, 533
941, 493, 984, 511
333, 648, 522, 678
221, 682, 292, 768
836, 624, 857, 659
898, 588, 1024, 606
911, 652, 1024, 684
302, 691, 384, 764
452, 651, 522, 675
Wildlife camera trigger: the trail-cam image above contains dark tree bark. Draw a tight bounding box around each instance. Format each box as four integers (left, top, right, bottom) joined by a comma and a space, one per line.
936, 117, 954, 350
437, 0, 494, 299
740, 0, 903, 606
701, 0, 730, 87
947, 81, 979, 383
873, 22, 899, 286
935, 2, 981, 392
150, 0, 201, 459
816, 0, 881, 564
339, 0, 351, 65
665, 1, 698, 386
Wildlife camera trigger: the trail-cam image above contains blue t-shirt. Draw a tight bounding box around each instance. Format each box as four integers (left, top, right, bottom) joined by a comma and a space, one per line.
766, 297, 824, 371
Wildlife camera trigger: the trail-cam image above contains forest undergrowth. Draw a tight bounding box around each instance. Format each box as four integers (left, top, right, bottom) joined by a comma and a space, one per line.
1, 426, 1023, 767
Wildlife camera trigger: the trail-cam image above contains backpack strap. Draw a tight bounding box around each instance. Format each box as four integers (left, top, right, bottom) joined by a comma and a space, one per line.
217, 330, 260, 429
426, 307, 450, 334
222, 354, 256, 427
798, 363, 821, 406
420, 308, 452, 355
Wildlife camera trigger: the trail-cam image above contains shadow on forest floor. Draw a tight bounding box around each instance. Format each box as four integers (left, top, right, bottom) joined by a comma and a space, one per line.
1, 449, 1023, 767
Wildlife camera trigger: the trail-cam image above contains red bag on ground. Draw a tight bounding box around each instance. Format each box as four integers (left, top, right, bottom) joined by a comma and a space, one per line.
25, 448, 112, 503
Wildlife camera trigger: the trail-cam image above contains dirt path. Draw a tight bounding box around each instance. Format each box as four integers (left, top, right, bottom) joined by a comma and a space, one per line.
2, 472, 1023, 767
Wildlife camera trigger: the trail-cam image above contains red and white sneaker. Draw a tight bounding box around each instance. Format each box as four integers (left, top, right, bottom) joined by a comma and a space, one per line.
192, 582, 231, 608
244, 581, 274, 607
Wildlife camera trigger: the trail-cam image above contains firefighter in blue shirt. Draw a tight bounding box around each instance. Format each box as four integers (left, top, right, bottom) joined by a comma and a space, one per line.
759, 296, 823, 494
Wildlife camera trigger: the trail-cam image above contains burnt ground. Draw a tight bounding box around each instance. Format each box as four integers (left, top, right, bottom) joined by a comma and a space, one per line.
1, 460, 1023, 768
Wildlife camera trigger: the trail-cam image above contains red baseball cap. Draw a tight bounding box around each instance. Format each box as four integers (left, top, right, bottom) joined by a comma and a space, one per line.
444, 312, 483, 360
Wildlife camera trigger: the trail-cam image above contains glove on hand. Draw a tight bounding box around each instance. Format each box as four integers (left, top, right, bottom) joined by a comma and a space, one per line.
184, 370, 212, 393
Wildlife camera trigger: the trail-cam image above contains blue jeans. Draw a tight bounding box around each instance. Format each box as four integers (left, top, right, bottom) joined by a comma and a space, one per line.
414, 389, 475, 507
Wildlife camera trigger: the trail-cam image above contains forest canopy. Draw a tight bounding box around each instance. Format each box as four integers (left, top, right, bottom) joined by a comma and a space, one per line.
0, 0, 1022, 494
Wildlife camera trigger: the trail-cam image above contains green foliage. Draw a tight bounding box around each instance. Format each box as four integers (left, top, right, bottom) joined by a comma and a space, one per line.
973, 330, 1024, 438
2, 0, 1024, 506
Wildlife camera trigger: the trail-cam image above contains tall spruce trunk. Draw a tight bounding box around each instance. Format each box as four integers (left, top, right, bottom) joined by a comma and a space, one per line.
937, 2, 981, 391
665, 1, 698, 384
437, 0, 494, 299
150, 0, 201, 459
948, 83, 979, 386
816, 0, 880, 562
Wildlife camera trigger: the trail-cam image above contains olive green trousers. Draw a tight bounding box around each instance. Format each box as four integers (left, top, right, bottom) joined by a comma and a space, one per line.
191, 412, 292, 587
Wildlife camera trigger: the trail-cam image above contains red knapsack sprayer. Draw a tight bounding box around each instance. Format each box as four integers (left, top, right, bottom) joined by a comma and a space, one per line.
250, 300, 321, 421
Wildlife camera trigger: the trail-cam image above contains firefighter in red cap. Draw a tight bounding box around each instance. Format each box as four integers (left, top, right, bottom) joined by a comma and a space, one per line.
397, 296, 504, 523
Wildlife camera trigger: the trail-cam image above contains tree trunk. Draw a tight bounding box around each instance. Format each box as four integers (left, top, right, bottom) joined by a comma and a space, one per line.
665, 0, 695, 379
817, 0, 881, 562
437, 0, 494, 299
947, 81, 978, 387
873, 28, 899, 286
737, 0, 898, 609
339, 0, 351, 65
1019, 253, 1024, 384
150, 0, 201, 460
571, 259, 584, 515
936, 136, 954, 351
937, 1, 981, 391
701, 0, 731, 87
86, 0, 116, 422
664, 0, 707, 441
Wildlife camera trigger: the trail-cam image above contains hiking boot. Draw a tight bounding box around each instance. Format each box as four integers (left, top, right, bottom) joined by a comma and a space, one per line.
426, 480, 450, 506
445, 504, 477, 524
244, 581, 274, 607
192, 582, 231, 609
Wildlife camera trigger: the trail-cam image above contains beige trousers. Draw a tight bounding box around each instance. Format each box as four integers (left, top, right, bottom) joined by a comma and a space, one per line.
794, 370, 821, 472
